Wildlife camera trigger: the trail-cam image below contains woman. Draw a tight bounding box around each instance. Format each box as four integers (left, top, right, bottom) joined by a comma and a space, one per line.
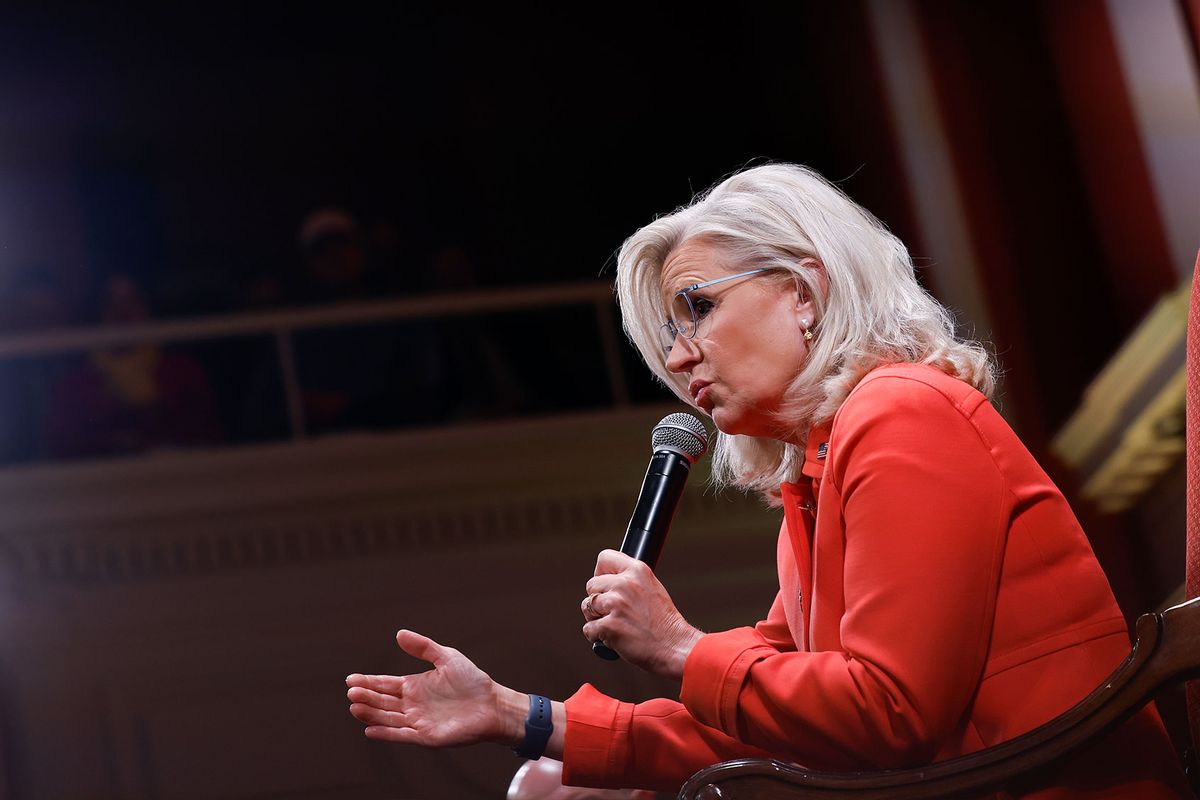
347, 164, 1188, 797
45, 273, 223, 458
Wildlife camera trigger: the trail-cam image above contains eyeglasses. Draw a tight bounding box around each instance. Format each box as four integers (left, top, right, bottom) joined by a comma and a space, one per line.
658, 267, 772, 353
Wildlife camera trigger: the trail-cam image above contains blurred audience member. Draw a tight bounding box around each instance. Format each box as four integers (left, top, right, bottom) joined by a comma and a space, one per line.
364, 219, 408, 295
292, 317, 446, 433
283, 209, 449, 433
295, 208, 370, 302
428, 243, 529, 419
44, 273, 222, 459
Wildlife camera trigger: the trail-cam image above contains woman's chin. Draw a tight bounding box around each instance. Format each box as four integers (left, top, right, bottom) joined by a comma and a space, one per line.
710, 408, 748, 437
711, 407, 775, 440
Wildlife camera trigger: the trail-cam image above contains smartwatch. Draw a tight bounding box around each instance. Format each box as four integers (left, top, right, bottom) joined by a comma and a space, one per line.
513, 694, 553, 760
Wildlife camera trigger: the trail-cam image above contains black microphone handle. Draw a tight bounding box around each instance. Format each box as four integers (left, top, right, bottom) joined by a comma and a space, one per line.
593, 450, 691, 661
591, 641, 620, 660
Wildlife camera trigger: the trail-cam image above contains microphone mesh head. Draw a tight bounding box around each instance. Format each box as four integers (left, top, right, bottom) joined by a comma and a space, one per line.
651, 413, 709, 463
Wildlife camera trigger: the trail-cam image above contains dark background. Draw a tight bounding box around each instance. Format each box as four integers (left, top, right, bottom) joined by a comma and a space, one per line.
2, 2, 1184, 439
0, 2, 1197, 798
0, 5, 900, 306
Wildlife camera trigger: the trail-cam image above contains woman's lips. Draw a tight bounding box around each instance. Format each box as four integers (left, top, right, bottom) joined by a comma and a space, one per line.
690, 380, 713, 410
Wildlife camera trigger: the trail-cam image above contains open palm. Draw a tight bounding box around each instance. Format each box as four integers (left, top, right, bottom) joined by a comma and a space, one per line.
347, 630, 502, 747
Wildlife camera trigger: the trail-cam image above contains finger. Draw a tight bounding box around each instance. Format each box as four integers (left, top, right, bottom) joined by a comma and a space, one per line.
588, 591, 618, 619
584, 573, 622, 595
594, 549, 634, 576
581, 592, 608, 621
348, 673, 406, 695
582, 619, 610, 645
395, 629, 452, 667
598, 587, 632, 617
347, 686, 406, 712
365, 725, 423, 744
350, 702, 407, 728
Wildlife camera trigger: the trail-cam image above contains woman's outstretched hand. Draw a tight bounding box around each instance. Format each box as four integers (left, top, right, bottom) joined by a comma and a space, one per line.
347, 629, 526, 748
581, 549, 703, 679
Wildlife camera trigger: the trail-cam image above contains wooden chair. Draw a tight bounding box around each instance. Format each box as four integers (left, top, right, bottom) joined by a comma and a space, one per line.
679, 255, 1200, 800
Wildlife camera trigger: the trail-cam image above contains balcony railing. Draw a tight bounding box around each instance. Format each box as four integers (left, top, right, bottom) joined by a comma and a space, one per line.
0, 281, 653, 463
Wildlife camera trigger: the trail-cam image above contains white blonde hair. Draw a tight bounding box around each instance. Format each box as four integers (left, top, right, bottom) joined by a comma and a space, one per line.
615, 163, 996, 504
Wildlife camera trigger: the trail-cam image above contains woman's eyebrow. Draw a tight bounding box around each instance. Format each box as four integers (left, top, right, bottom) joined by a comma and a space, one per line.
658, 281, 681, 306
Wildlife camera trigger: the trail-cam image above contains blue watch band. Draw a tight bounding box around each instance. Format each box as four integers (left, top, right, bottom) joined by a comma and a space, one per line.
513, 694, 553, 760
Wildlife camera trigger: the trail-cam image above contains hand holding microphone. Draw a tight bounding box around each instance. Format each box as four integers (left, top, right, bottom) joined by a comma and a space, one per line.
585, 413, 708, 672
582, 549, 706, 679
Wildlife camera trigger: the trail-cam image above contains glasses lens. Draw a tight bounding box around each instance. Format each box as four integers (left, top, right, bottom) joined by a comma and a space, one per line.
670, 292, 696, 338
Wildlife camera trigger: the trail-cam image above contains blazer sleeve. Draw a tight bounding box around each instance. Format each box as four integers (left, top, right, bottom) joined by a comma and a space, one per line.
678, 375, 1011, 769
561, 592, 791, 791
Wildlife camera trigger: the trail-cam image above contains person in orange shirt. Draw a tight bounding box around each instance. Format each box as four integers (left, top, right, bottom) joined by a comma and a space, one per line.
347, 164, 1189, 798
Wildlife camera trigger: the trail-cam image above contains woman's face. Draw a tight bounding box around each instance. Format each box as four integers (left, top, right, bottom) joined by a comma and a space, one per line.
660, 238, 815, 440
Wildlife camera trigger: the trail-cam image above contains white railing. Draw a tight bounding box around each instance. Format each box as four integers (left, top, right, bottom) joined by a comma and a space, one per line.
0, 281, 630, 439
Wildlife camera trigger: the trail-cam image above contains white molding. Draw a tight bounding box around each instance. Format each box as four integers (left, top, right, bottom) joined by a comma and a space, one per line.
0, 409, 782, 798
0, 405, 767, 586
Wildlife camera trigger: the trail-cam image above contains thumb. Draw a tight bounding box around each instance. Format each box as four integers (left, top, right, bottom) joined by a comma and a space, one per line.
395, 629, 451, 667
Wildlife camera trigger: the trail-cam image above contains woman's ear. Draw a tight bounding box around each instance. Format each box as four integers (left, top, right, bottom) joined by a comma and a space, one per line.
793, 258, 827, 315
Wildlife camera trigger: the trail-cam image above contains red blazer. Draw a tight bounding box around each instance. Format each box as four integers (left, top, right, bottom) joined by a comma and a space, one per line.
563, 364, 1188, 797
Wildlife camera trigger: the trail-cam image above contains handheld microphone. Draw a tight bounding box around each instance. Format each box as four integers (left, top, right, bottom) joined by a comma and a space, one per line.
593, 412, 709, 661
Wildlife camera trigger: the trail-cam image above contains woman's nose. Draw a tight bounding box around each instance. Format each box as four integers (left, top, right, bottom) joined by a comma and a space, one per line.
664, 334, 701, 373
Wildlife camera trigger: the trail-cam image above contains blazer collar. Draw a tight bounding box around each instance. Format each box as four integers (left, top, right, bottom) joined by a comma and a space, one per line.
800, 420, 832, 480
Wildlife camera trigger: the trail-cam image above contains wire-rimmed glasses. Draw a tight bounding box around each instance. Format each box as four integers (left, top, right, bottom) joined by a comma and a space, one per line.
657, 267, 772, 353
